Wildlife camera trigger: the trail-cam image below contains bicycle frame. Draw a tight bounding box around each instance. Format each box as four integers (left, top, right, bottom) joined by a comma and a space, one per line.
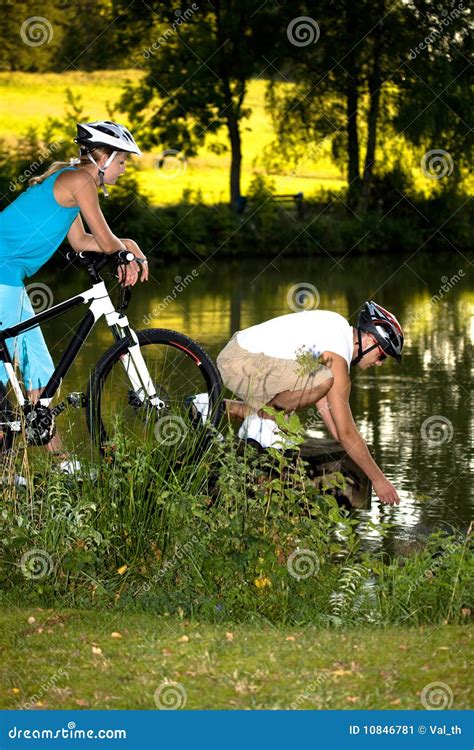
0, 279, 163, 414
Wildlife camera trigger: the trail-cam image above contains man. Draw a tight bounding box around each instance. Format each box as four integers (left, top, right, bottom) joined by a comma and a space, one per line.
195, 300, 404, 506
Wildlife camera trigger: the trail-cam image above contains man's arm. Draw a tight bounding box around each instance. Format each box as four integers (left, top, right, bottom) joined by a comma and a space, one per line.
315, 395, 339, 441
325, 354, 400, 505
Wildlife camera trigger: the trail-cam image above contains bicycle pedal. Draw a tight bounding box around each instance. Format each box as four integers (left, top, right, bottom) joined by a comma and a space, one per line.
67, 392, 88, 408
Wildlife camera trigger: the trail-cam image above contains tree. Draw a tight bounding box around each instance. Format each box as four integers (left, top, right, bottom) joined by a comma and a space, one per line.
118, 1, 280, 207
0, 0, 66, 72
267, 0, 418, 211
393, 0, 472, 185
268, 0, 471, 210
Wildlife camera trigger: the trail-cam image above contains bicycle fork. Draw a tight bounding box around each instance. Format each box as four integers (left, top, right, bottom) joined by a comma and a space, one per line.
104, 304, 165, 411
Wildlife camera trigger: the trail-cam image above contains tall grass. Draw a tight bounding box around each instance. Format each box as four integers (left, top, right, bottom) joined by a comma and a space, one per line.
1, 416, 472, 627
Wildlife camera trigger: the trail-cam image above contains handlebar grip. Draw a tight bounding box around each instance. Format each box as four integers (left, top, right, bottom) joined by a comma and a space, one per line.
116, 250, 136, 264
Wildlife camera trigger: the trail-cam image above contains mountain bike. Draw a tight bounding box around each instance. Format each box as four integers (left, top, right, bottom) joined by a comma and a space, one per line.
0, 251, 223, 454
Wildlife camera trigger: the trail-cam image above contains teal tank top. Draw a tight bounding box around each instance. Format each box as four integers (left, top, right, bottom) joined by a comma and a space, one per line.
0, 167, 80, 286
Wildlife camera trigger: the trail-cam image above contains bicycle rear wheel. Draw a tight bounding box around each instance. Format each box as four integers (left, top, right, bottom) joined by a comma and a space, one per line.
86, 329, 223, 451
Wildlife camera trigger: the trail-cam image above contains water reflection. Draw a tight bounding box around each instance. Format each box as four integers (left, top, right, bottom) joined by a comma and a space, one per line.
38, 249, 473, 551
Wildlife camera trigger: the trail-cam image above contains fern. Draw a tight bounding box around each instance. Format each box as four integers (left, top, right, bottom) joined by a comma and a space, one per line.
330, 564, 368, 622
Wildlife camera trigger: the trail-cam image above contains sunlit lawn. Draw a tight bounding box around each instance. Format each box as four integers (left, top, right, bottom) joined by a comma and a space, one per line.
0, 607, 471, 710
0, 71, 345, 205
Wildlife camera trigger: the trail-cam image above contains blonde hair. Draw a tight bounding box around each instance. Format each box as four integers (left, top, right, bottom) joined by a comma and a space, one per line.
28, 146, 115, 187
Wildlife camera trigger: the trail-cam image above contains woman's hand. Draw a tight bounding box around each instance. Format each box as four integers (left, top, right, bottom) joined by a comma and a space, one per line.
118, 238, 149, 286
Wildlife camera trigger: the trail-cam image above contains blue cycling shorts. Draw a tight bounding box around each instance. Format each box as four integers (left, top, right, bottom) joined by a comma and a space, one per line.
0, 283, 54, 390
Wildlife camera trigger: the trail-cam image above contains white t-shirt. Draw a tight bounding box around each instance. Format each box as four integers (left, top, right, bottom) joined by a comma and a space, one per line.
236, 310, 354, 371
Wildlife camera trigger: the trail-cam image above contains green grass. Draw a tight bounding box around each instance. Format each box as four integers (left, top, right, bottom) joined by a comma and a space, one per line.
0, 607, 471, 710
0, 71, 345, 205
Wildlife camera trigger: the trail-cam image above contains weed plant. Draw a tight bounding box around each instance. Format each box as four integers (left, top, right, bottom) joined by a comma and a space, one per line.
0, 416, 472, 627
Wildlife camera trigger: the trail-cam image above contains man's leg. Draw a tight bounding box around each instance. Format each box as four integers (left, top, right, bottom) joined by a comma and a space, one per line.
225, 376, 334, 421
267, 377, 334, 413
224, 399, 253, 420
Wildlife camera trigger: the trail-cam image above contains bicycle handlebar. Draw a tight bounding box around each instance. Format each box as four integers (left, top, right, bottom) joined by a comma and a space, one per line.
66, 250, 136, 268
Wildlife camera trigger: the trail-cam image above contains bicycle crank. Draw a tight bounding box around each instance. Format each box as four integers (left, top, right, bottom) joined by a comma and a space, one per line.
24, 403, 56, 446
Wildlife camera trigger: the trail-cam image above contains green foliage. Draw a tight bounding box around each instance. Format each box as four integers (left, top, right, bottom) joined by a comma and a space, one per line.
118, 1, 283, 202
0, 87, 154, 240
1, 421, 471, 627
0, 1, 138, 74
267, 0, 472, 207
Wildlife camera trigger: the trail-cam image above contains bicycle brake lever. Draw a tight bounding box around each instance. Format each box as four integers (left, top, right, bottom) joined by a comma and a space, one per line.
117, 284, 132, 311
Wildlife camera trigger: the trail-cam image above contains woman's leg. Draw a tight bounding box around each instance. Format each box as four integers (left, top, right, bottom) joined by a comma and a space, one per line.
12, 287, 61, 452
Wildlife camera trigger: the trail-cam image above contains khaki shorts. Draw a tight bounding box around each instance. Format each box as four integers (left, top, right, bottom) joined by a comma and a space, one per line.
216, 333, 333, 412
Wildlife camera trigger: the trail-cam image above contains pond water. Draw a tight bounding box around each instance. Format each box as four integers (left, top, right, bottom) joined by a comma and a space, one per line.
36, 248, 473, 550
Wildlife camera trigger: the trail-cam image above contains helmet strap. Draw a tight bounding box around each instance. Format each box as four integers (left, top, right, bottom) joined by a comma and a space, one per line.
86, 150, 117, 198
351, 328, 379, 366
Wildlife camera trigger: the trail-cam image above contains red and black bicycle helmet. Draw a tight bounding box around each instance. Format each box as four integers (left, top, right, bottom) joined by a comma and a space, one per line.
353, 300, 404, 365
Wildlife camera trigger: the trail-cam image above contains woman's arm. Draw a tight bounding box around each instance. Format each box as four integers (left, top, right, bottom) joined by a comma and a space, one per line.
67, 176, 148, 284
67, 215, 102, 251
70, 174, 127, 253
68, 218, 147, 265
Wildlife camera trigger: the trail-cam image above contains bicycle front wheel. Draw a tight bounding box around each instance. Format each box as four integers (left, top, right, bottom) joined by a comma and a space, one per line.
87, 329, 223, 451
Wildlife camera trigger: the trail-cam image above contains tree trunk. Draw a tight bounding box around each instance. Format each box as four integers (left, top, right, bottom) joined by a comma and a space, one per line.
346, 76, 361, 209
227, 111, 242, 209
359, 9, 384, 214
345, 5, 361, 209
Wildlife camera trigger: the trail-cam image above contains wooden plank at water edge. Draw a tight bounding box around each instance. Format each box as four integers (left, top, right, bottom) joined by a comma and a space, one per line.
300, 437, 372, 510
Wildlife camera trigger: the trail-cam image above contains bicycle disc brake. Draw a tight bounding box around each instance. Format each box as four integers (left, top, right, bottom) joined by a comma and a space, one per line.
128, 384, 168, 421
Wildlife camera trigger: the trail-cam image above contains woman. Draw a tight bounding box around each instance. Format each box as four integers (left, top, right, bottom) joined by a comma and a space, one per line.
0, 120, 149, 464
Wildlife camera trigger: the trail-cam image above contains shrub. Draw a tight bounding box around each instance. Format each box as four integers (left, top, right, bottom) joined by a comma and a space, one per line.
1, 418, 471, 627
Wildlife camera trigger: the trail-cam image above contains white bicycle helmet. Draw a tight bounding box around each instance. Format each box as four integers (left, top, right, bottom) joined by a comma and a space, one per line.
74, 121, 142, 196
75, 121, 142, 156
